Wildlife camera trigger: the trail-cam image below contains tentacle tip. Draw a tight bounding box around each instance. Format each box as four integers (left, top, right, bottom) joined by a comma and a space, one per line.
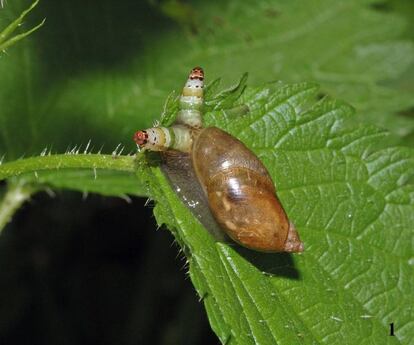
133, 130, 148, 146
190, 66, 204, 80
192, 66, 203, 72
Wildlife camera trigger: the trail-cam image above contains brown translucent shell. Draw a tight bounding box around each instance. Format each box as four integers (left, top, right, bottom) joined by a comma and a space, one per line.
192, 127, 304, 253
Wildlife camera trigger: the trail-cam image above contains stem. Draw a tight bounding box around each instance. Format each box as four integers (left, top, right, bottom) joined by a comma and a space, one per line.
0, 154, 139, 181
0, 181, 35, 232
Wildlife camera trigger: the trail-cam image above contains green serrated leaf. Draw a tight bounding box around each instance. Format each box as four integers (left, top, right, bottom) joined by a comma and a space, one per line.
159, 91, 180, 126
205, 72, 248, 111
204, 77, 222, 100
143, 81, 413, 344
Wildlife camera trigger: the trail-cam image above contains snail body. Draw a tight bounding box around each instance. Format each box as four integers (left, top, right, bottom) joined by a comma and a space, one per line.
134, 67, 304, 253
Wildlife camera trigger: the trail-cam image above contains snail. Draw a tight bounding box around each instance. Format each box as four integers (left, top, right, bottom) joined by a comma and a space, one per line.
133, 67, 304, 253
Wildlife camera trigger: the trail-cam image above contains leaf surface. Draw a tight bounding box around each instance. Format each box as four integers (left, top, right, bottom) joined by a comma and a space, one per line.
146, 81, 414, 344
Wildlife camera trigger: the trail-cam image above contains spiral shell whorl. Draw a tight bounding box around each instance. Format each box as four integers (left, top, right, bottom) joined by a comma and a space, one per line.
192, 127, 303, 252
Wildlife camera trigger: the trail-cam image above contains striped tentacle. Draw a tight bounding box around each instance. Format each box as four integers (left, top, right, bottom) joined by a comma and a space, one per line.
133, 125, 192, 153
175, 67, 204, 128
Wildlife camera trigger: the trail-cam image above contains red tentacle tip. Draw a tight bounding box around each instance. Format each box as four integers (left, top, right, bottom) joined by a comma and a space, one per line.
133, 130, 148, 146
190, 66, 204, 80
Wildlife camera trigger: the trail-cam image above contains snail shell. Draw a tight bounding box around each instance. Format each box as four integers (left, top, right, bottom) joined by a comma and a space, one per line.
191, 127, 303, 253
134, 66, 303, 253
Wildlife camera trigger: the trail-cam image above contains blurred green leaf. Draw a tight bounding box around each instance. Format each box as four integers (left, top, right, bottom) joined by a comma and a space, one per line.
2, 0, 414, 160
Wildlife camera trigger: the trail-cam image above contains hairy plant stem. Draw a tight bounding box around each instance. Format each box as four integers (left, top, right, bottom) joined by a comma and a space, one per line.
0, 181, 36, 232
0, 154, 139, 181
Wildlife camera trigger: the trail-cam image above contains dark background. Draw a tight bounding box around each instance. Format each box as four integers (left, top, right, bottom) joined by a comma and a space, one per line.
0, 0, 219, 344
0, 193, 218, 345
